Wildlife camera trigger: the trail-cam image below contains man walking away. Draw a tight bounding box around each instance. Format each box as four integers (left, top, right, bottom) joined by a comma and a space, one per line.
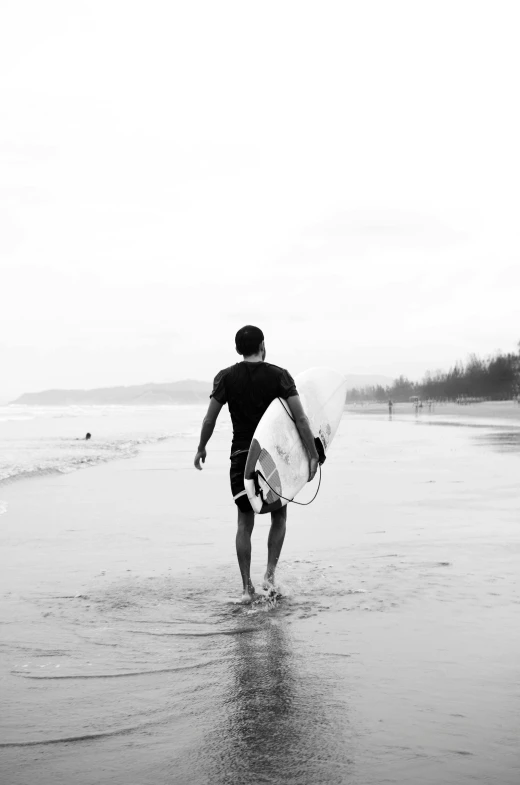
194, 326, 319, 602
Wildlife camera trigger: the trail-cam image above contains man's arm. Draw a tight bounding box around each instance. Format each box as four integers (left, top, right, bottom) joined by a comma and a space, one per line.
286, 395, 319, 481
194, 398, 224, 470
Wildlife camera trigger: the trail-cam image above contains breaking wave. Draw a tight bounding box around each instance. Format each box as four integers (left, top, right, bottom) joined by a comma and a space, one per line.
0, 433, 183, 485
0, 402, 213, 487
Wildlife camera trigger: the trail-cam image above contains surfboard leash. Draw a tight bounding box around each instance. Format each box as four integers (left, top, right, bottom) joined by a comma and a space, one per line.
256, 463, 322, 506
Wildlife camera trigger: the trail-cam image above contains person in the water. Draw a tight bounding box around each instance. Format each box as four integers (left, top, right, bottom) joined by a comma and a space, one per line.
194, 325, 319, 603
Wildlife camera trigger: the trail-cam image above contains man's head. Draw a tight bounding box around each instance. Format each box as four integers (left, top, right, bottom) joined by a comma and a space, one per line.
235, 325, 265, 359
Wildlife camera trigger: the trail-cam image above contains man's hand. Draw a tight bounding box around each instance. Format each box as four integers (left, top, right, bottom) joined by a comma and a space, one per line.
194, 448, 207, 470
194, 399, 223, 471
308, 455, 319, 482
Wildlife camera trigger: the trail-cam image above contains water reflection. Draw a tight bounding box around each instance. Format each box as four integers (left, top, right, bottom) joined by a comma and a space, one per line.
204, 614, 353, 785
474, 429, 520, 454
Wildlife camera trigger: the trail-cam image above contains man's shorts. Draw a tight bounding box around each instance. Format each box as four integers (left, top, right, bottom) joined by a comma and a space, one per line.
230, 449, 253, 513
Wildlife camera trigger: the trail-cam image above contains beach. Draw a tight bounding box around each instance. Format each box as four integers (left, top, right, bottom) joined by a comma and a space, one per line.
1, 406, 519, 784
347, 399, 520, 425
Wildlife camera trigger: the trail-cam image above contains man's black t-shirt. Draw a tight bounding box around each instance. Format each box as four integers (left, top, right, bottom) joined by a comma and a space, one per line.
210, 361, 298, 453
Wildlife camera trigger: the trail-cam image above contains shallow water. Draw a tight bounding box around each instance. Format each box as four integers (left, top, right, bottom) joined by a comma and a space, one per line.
1, 412, 519, 784
0, 403, 222, 484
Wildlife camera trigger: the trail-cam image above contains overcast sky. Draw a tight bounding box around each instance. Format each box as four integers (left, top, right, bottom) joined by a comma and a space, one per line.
1, 1, 519, 401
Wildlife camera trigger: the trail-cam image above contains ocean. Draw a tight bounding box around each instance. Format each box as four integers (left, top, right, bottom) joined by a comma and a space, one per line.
0, 403, 231, 492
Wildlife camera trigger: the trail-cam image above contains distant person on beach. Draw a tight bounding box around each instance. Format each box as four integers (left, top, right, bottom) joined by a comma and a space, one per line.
388, 400, 393, 414
194, 325, 319, 603
85, 433, 91, 440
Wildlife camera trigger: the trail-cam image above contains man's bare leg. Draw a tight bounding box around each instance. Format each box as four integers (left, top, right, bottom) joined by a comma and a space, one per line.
236, 509, 255, 602
263, 506, 287, 592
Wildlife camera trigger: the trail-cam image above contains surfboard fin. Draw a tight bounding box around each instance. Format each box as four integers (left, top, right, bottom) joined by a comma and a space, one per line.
253, 470, 264, 501
314, 436, 326, 465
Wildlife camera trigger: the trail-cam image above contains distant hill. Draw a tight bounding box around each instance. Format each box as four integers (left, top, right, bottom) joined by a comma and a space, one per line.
11, 380, 212, 406
11, 373, 396, 406
344, 374, 394, 390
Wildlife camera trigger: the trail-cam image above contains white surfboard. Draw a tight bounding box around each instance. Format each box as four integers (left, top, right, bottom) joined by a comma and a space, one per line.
243, 367, 347, 514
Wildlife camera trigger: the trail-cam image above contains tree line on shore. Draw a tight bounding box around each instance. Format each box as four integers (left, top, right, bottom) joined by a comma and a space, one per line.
348, 343, 520, 403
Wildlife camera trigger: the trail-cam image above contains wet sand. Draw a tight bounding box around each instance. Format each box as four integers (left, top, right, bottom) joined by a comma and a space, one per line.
1, 413, 519, 784
347, 399, 520, 425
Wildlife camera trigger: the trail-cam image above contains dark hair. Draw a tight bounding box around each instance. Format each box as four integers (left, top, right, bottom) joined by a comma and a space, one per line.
235, 325, 264, 356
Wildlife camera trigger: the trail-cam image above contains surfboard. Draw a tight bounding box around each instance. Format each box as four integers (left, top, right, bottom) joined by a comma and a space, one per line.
243, 367, 347, 514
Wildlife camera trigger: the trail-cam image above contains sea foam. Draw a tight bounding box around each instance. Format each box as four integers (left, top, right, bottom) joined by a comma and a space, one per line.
0, 403, 209, 486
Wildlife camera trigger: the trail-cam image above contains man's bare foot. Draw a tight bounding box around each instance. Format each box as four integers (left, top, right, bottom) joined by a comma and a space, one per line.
262, 573, 277, 594
240, 582, 255, 604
